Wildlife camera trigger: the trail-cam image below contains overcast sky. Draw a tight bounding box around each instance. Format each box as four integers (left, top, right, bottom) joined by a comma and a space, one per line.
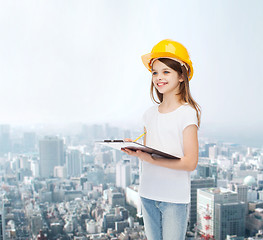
0, 0, 263, 144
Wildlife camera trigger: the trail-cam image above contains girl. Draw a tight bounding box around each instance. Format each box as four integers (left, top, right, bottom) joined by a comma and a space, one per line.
122, 39, 200, 240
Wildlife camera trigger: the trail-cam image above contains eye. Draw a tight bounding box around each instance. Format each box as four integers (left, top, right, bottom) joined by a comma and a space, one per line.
164, 71, 170, 74
152, 71, 157, 76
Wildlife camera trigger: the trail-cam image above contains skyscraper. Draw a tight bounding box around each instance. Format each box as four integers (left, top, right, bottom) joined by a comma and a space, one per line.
116, 160, 131, 189
39, 136, 64, 178
31, 160, 40, 178
209, 145, 218, 159
197, 163, 218, 184
23, 132, 36, 152
197, 188, 245, 240
234, 184, 248, 203
214, 202, 245, 240
0, 197, 5, 240
66, 149, 82, 177
190, 178, 215, 230
0, 125, 10, 156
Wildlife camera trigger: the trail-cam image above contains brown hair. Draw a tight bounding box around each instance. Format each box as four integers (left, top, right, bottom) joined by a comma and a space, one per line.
150, 58, 201, 127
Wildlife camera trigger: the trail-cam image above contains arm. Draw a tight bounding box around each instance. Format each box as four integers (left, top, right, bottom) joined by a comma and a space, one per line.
123, 125, 198, 171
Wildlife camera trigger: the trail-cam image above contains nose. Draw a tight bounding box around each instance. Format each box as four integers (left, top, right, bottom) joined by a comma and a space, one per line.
157, 73, 164, 81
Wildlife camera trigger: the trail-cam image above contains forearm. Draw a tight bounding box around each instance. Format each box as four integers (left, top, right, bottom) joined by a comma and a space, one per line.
122, 146, 198, 172
149, 155, 198, 171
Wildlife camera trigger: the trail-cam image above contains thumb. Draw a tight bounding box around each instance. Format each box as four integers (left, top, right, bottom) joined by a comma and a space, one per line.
124, 138, 133, 142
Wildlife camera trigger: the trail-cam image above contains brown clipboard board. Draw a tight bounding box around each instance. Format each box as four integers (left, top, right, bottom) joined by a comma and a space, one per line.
96, 140, 180, 159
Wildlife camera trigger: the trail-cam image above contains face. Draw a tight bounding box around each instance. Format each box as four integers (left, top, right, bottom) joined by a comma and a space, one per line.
151, 60, 183, 95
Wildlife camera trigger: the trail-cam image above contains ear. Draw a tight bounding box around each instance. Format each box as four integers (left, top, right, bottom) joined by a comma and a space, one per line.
179, 75, 184, 83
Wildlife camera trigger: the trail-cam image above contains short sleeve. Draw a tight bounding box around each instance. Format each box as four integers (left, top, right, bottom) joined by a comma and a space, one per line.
182, 106, 199, 130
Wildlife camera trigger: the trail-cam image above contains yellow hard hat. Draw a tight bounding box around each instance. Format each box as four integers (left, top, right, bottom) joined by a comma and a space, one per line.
141, 39, 194, 80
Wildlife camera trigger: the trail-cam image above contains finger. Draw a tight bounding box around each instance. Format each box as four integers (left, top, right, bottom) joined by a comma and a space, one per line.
121, 148, 129, 154
124, 138, 133, 142
123, 148, 130, 153
125, 149, 133, 154
126, 149, 138, 156
122, 148, 134, 156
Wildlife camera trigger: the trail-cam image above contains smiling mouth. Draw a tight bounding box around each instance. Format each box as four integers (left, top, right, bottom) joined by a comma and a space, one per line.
157, 82, 168, 86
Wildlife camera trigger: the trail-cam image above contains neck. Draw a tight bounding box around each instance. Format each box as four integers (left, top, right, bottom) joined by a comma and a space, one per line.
161, 92, 182, 107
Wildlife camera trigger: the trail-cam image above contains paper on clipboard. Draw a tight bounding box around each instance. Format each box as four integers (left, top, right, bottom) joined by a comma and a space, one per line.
96, 140, 180, 159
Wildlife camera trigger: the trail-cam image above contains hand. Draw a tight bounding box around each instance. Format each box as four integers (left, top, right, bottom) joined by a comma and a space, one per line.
124, 138, 133, 142
121, 148, 153, 163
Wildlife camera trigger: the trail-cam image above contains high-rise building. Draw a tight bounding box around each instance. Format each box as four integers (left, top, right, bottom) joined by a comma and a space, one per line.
203, 143, 216, 157
228, 183, 248, 214
39, 136, 64, 178
23, 132, 36, 152
54, 166, 67, 178
197, 188, 245, 240
257, 172, 263, 188
0, 125, 10, 156
31, 214, 43, 236
31, 160, 40, 178
0, 197, 5, 240
209, 145, 218, 159
190, 178, 215, 230
66, 150, 82, 177
19, 156, 31, 171
234, 184, 248, 203
214, 202, 246, 240
197, 163, 218, 184
116, 160, 131, 189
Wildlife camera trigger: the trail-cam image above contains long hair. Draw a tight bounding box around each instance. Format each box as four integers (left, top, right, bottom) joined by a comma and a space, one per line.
150, 58, 201, 127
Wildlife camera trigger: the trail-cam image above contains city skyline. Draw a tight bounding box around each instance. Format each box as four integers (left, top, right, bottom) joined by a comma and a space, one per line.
0, 121, 262, 239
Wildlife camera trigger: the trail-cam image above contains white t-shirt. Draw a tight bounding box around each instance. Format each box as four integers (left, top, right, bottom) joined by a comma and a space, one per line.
139, 103, 198, 203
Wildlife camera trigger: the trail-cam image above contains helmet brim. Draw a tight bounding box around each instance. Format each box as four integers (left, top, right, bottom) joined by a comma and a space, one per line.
141, 52, 193, 80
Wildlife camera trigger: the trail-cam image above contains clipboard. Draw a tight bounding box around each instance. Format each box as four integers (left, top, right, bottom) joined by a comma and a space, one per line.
96, 140, 180, 159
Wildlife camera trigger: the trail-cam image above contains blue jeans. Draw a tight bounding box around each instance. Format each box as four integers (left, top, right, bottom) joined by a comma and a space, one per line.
141, 196, 189, 240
